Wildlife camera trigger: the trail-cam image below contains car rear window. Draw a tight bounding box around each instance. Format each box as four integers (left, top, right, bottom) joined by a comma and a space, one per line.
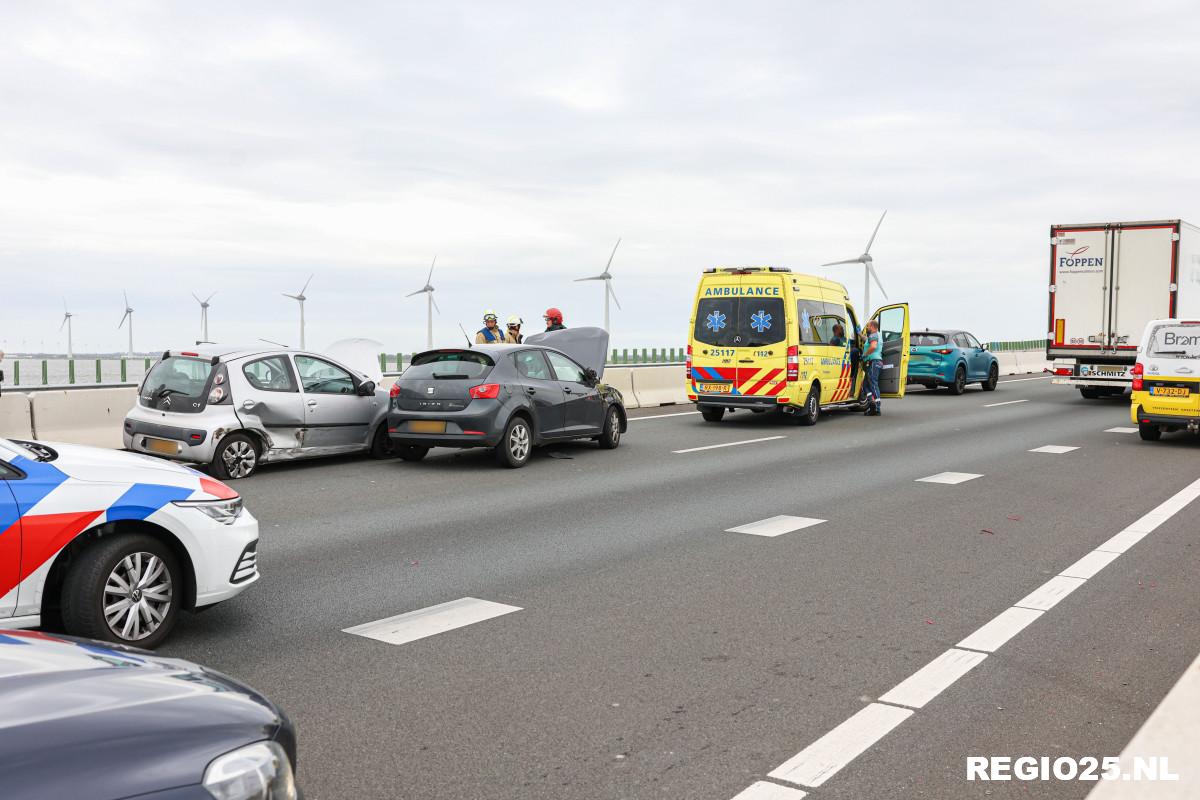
404, 351, 495, 379
911, 333, 948, 346
1148, 324, 1200, 358
140, 356, 215, 412
694, 298, 786, 347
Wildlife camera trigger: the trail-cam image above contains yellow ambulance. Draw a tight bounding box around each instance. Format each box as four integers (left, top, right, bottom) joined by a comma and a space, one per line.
686, 267, 910, 423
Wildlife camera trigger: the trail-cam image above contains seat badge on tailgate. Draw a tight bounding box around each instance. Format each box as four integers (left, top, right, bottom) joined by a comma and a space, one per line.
427, 387, 435, 395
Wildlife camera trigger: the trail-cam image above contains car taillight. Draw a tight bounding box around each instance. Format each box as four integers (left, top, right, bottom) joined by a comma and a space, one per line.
1054, 367, 1073, 376
686, 344, 693, 372
469, 383, 501, 399
389, 380, 401, 398
1131, 362, 1144, 391
787, 345, 799, 380
932, 348, 954, 355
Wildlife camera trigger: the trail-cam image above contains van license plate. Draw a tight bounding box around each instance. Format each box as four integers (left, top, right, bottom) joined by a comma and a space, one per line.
144, 437, 179, 455
1150, 386, 1188, 397
409, 420, 447, 433
699, 382, 732, 393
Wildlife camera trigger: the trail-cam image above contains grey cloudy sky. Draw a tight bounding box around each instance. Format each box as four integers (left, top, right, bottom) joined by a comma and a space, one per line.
2, 1, 1198, 355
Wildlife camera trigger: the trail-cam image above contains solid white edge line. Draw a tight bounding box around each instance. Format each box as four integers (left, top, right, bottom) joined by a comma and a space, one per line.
957, 606, 1044, 653
628, 411, 701, 421
877, 648, 988, 709
768, 703, 913, 788
1013, 575, 1086, 611
729, 781, 808, 800
998, 375, 1051, 383
984, 399, 1029, 407
673, 435, 786, 454
1060, 549, 1122, 580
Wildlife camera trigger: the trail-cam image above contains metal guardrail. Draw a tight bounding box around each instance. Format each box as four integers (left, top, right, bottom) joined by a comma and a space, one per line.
2, 340, 1048, 389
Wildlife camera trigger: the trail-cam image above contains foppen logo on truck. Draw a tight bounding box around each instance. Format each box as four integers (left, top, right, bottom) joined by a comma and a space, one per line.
1058, 244, 1104, 274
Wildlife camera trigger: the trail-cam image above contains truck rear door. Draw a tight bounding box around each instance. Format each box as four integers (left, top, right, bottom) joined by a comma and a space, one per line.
1049, 226, 1111, 355
1111, 223, 1179, 352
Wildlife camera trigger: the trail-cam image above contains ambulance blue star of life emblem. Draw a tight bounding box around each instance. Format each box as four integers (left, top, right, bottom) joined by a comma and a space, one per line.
706, 310, 727, 332
750, 309, 772, 333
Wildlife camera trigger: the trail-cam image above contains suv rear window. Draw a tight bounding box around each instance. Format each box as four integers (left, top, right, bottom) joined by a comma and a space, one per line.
694, 298, 786, 347
404, 351, 495, 380
912, 333, 948, 346
140, 356, 215, 412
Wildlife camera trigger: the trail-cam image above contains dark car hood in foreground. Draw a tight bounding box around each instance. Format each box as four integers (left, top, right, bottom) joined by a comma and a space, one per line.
0, 631, 292, 800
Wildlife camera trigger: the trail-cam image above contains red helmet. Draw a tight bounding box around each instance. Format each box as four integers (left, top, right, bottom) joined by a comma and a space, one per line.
544, 307, 563, 325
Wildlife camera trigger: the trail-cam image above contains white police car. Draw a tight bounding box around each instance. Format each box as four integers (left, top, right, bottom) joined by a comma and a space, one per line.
0, 436, 259, 648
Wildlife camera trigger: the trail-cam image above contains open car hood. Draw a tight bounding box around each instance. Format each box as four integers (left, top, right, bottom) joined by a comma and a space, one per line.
324, 337, 385, 385
525, 327, 609, 378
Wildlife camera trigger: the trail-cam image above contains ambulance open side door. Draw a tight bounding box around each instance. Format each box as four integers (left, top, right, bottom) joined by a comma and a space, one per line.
872, 303, 911, 398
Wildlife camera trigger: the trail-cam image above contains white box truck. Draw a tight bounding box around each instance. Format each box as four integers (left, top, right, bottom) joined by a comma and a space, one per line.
1048, 219, 1200, 398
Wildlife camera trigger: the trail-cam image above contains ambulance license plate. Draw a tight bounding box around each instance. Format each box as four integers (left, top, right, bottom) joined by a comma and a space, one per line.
699, 382, 732, 393
409, 420, 447, 433
1150, 386, 1188, 397
144, 437, 179, 455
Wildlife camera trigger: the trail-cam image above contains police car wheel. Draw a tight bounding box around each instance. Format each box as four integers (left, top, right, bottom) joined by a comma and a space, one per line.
1138, 422, 1162, 441
62, 533, 182, 649
211, 433, 258, 480
496, 417, 532, 468
982, 364, 999, 391
397, 445, 429, 462
700, 407, 725, 423
797, 387, 819, 426
949, 366, 967, 395
599, 408, 621, 449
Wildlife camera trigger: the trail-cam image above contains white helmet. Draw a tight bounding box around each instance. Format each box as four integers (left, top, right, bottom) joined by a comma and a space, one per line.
506, 315, 523, 327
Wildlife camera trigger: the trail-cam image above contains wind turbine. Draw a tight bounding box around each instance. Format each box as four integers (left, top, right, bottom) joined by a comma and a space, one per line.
574, 238, 622, 332
405, 256, 440, 349
192, 291, 216, 342
282, 275, 313, 349
822, 210, 889, 316
60, 300, 74, 359
118, 291, 134, 356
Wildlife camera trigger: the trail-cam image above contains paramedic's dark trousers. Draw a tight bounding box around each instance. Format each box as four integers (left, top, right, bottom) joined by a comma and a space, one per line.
865, 360, 882, 412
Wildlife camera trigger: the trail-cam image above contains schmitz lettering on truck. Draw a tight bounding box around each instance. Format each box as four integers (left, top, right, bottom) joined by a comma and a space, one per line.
1057, 245, 1104, 274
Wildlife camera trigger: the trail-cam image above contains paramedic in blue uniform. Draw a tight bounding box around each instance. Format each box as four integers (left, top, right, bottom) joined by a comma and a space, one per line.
863, 320, 883, 416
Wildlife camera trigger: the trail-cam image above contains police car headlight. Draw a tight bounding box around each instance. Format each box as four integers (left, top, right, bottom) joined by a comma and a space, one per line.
203, 741, 297, 800
173, 496, 244, 524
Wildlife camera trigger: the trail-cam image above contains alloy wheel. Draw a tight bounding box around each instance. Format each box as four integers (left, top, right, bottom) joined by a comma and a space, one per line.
104, 552, 174, 642
609, 411, 620, 445
509, 423, 530, 461
223, 440, 256, 478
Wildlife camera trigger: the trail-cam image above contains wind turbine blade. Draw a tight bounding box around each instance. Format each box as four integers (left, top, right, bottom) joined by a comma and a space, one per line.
864, 210, 887, 254
608, 281, 622, 310
426, 256, 437, 285
123, 290, 129, 306
405, 288, 428, 298
192, 292, 202, 304
431, 294, 441, 314
205, 291, 217, 303
282, 293, 301, 300
867, 262, 888, 300
119, 310, 130, 328
574, 275, 605, 282
821, 258, 863, 267
605, 237, 621, 271
59, 316, 67, 332
300, 273, 314, 295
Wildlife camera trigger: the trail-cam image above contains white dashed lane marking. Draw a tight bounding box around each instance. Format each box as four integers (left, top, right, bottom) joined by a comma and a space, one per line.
725, 515, 826, 537
768, 703, 913, 788
998, 375, 1051, 382
1105, 427, 1138, 433
730, 781, 807, 799
628, 410, 701, 421
984, 399, 1029, 407
915, 471, 983, 485
877, 648, 987, 710
673, 435, 786, 454
1028, 445, 1080, 454
343, 598, 522, 646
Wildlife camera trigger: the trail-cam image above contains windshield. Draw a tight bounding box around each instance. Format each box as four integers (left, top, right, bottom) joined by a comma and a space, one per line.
404, 351, 494, 380
694, 298, 786, 347
140, 356, 215, 412
1148, 324, 1200, 358
912, 333, 948, 346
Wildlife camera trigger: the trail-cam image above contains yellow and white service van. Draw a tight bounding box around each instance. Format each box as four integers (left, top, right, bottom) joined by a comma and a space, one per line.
1130, 318, 1200, 440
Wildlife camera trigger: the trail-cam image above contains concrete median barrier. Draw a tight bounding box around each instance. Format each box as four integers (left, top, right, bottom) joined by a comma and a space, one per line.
31, 387, 137, 449
0, 393, 34, 440
602, 367, 639, 409
631, 365, 688, 407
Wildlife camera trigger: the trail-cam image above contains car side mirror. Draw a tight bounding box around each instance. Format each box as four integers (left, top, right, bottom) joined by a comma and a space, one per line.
358, 380, 376, 396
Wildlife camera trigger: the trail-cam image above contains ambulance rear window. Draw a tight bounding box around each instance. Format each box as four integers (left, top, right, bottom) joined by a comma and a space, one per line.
694, 298, 785, 347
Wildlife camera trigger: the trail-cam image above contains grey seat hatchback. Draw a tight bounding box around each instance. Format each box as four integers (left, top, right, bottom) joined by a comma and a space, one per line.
124, 344, 394, 478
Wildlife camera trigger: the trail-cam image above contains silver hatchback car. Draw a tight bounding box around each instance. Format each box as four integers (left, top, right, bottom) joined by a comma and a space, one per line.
123, 344, 393, 478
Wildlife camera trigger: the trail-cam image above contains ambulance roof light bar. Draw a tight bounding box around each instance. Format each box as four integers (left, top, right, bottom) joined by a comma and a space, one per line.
703, 266, 793, 274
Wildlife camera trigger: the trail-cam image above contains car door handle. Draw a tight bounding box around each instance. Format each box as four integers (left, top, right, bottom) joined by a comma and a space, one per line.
563, 387, 574, 394
306, 399, 318, 407
526, 387, 537, 395
241, 399, 255, 409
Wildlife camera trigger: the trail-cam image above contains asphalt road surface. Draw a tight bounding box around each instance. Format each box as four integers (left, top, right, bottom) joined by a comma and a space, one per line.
160, 376, 1200, 799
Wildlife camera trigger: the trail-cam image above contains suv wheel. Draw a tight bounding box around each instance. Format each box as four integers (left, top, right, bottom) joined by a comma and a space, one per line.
62, 533, 182, 649
496, 416, 532, 468
949, 365, 967, 395
211, 433, 258, 479
981, 363, 999, 391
